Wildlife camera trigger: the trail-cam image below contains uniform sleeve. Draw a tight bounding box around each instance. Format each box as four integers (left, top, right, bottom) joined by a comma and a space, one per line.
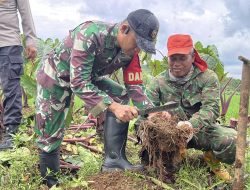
145, 77, 161, 107
17, 0, 37, 46
70, 25, 113, 117
125, 84, 153, 109
189, 71, 220, 129
123, 54, 153, 109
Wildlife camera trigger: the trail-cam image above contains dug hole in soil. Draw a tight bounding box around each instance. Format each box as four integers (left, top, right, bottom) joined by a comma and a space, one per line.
86, 171, 162, 190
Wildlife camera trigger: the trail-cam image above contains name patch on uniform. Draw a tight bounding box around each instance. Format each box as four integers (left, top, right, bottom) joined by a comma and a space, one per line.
128, 72, 143, 82
123, 54, 143, 85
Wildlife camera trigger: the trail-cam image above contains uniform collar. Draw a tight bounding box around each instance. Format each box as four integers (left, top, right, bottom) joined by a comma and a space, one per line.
166, 65, 203, 83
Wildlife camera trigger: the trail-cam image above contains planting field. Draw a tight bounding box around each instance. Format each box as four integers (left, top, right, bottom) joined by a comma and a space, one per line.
0, 95, 249, 190
224, 94, 250, 124
0, 38, 249, 189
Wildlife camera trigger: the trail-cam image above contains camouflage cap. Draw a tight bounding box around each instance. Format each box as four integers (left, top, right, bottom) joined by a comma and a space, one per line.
127, 9, 159, 54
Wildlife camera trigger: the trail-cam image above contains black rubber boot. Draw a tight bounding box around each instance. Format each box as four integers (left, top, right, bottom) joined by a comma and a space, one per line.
39, 147, 60, 188
0, 125, 18, 150
101, 111, 144, 172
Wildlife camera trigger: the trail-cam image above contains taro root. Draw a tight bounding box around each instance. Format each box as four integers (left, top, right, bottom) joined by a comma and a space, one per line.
139, 113, 197, 182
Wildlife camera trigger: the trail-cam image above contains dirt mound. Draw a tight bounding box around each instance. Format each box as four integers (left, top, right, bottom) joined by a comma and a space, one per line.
86, 171, 162, 190
139, 113, 196, 181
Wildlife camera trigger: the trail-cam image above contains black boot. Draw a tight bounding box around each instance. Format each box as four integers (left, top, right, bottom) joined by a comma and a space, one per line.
101, 111, 144, 172
39, 147, 60, 188
0, 125, 18, 150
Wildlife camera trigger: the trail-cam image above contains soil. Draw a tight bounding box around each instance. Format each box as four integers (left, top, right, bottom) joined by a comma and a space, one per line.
139, 113, 197, 182
85, 171, 162, 190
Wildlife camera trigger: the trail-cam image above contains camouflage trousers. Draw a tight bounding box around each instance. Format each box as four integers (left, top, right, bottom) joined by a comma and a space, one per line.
35, 74, 129, 153
187, 124, 237, 164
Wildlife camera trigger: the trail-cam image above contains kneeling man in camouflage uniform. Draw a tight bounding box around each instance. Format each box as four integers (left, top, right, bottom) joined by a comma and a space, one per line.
35, 9, 158, 187
141, 34, 236, 182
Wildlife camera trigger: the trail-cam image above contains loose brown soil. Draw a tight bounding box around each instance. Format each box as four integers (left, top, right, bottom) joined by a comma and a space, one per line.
86, 171, 162, 190
139, 113, 197, 182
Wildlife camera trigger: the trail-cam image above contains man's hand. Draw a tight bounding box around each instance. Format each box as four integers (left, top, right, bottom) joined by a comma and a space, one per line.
148, 111, 171, 120
177, 121, 193, 142
108, 102, 138, 123
25, 44, 37, 61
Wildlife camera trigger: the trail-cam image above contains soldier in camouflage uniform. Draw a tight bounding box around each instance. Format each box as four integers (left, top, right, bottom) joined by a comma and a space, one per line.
35, 9, 159, 187
141, 34, 237, 182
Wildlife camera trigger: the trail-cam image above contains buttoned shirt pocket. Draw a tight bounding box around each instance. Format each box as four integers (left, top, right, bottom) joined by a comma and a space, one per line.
181, 93, 202, 117
188, 93, 202, 106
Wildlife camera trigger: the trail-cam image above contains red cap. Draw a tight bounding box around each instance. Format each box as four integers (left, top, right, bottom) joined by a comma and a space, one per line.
167, 34, 193, 56
167, 34, 208, 72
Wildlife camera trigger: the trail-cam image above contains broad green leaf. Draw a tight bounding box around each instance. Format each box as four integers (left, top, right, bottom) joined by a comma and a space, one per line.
148, 59, 166, 76
63, 155, 83, 167
21, 75, 37, 98
214, 61, 225, 81
0, 147, 31, 164
194, 41, 203, 51
195, 41, 225, 81
207, 45, 219, 58
199, 53, 218, 70
17, 133, 34, 142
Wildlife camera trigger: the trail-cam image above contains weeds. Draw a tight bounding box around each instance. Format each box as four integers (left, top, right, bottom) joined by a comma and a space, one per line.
0, 95, 249, 189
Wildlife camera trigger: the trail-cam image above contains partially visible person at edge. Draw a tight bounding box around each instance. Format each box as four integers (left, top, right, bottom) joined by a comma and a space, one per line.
0, 0, 37, 150
34, 9, 159, 187
138, 34, 237, 182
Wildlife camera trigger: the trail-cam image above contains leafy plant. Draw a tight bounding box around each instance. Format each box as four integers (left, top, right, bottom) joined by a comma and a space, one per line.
21, 36, 60, 103
1, 34, 248, 190
220, 77, 241, 124
195, 41, 225, 81
0, 147, 41, 190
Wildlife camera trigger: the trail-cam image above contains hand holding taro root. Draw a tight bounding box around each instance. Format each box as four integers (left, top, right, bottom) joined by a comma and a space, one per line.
147, 111, 195, 146
139, 112, 197, 181
176, 121, 194, 142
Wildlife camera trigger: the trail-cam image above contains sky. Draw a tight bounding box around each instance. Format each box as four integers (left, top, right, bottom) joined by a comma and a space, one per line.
28, 0, 250, 79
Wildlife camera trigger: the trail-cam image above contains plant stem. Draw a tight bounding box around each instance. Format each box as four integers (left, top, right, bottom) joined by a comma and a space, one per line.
78, 142, 104, 155
60, 160, 81, 170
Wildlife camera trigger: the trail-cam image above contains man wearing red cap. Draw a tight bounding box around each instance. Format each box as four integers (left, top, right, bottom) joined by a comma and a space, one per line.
140, 34, 237, 182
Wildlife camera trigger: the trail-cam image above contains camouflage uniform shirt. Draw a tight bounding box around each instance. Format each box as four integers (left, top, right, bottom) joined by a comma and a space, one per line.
37, 21, 151, 117
146, 66, 220, 129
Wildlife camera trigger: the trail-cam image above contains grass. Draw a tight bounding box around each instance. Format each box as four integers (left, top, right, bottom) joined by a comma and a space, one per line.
0, 94, 250, 189
223, 93, 250, 124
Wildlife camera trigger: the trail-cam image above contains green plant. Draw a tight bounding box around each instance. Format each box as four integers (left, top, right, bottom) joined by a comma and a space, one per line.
21, 37, 60, 104
0, 147, 41, 190
195, 41, 225, 81
220, 77, 241, 124
175, 159, 228, 190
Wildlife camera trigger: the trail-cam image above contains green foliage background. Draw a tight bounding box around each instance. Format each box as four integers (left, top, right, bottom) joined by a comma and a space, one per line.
0, 37, 249, 190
